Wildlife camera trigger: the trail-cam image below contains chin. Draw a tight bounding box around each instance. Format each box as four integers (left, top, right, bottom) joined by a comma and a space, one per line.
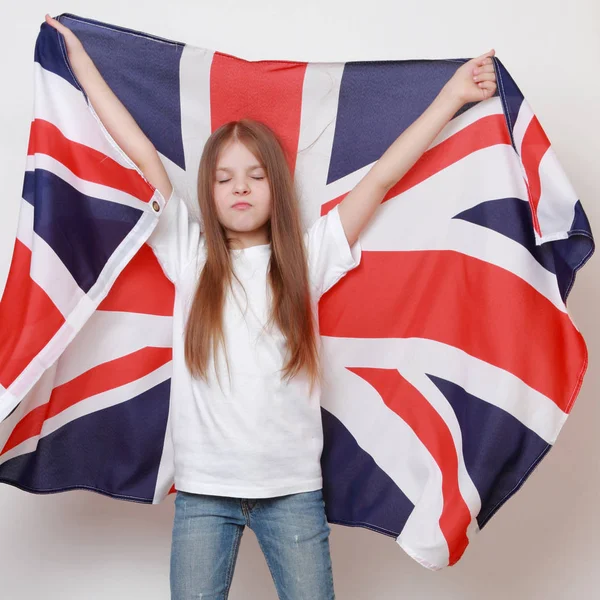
228, 217, 269, 231
226, 222, 261, 232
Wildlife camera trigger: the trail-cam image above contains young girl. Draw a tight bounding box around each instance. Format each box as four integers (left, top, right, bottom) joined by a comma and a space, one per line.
46, 14, 496, 600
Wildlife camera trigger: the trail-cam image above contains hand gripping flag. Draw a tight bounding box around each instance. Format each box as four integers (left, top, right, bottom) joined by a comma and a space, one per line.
0, 13, 594, 570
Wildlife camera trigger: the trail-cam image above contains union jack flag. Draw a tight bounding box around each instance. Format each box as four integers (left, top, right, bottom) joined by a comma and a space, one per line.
0, 12, 594, 570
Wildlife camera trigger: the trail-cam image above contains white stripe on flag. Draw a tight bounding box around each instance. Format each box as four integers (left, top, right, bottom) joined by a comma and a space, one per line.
24, 154, 149, 212
294, 61, 346, 224
55, 310, 173, 386
33, 63, 136, 168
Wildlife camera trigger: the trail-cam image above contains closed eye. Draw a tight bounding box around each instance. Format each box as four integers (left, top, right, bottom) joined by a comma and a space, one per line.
217, 176, 265, 183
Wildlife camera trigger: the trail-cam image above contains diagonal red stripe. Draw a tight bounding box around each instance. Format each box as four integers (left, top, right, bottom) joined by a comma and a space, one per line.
27, 118, 155, 202
321, 113, 511, 215
1, 346, 172, 455
319, 250, 586, 411
352, 367, 471, 566
520, 115, 550, 237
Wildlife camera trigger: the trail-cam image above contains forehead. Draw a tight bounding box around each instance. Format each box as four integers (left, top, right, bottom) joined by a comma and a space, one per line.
215, 164, 264, 172
215, 139, 264, 171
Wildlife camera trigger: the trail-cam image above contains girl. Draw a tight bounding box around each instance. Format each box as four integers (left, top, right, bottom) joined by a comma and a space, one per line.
45, 14, 496, 600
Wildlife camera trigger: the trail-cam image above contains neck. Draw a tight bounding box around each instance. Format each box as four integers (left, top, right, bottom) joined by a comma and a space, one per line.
226, 225, 270, 250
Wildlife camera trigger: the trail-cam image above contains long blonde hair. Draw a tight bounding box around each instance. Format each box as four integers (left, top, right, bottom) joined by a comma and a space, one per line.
184, 119, 321, 391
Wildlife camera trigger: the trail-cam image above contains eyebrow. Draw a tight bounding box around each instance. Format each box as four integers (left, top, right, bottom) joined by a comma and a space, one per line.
216, 165, 264, 172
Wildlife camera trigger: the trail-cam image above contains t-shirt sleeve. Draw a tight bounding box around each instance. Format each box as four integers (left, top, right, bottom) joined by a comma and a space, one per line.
146, 185, 202, 283
304, 204, 362, 299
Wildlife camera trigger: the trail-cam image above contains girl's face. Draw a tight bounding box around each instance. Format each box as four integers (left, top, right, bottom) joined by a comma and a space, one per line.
213, 140, 272, 248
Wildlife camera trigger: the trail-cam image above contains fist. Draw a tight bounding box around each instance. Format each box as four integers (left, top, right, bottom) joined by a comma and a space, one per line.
444, 49, 498, 105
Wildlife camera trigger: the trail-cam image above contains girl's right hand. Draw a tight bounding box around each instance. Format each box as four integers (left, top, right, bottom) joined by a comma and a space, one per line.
45, 14, 84, 56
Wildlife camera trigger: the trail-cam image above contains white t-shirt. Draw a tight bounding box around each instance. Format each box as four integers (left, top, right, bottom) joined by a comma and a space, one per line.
147, 186, 362, 498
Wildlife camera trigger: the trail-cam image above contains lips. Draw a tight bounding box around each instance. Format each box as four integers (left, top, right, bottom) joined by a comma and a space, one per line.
232, 202, 252, 210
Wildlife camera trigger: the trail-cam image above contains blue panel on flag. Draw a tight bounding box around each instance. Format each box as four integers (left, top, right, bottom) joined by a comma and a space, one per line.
454, 197, 595, 302
56, 14, 186, 170
23, 169, 144, 293
453, 197, 557, 273
321, 408, 413, 536
0, 380, 171, 503
328, 60, 471, 185
35, 23, 79, 88
550, 200, 595, 301
428, 374, 550, 529
494, 59, 524, 146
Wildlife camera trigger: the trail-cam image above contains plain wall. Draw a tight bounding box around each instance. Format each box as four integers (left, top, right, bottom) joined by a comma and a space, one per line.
1, 1, 598, 598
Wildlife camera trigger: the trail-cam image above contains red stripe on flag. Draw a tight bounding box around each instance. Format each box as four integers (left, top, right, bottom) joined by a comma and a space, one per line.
353, 367, 471, 567
321, 113, 511, 214
209, 53, 308, 174
0, 239, 65, 389
28, 119, 155, 202
98, 244, 175, 316
1, 346, 172, 455
520, 115, 550, 237
319, 250, 586, 411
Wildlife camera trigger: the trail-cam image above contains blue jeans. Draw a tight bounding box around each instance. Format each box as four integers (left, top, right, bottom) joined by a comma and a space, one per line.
170, 487, 335, 599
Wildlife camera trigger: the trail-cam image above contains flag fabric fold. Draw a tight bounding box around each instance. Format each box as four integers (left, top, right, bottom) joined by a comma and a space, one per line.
0, 12, 594, 570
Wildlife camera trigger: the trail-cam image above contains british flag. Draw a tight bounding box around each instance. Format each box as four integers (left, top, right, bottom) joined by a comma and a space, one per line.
0, 12, 594, 570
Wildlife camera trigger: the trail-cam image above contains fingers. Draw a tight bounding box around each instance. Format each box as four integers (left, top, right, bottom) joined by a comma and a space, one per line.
479, 48, 495, 60
45, 13, 69, 34
45, 14, 59, 29
478, 80, 496, 97
475, 49, 495, 67
473, 70, 495, 83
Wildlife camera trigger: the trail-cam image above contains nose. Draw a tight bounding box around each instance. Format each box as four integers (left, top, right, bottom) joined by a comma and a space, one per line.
233, 181, 250, 195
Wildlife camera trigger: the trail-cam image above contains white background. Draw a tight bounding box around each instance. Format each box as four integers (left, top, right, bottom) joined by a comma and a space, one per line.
0, 2, 598, 598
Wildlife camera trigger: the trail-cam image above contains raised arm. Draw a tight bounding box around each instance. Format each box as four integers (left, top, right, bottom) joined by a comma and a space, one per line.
44, 14, 172, 202
337, 49, 497, 247
44, 14, 202, 283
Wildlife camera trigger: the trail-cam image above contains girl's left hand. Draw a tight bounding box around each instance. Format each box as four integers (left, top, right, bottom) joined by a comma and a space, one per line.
45, 14, 84, 56
443, 49, 497, 106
